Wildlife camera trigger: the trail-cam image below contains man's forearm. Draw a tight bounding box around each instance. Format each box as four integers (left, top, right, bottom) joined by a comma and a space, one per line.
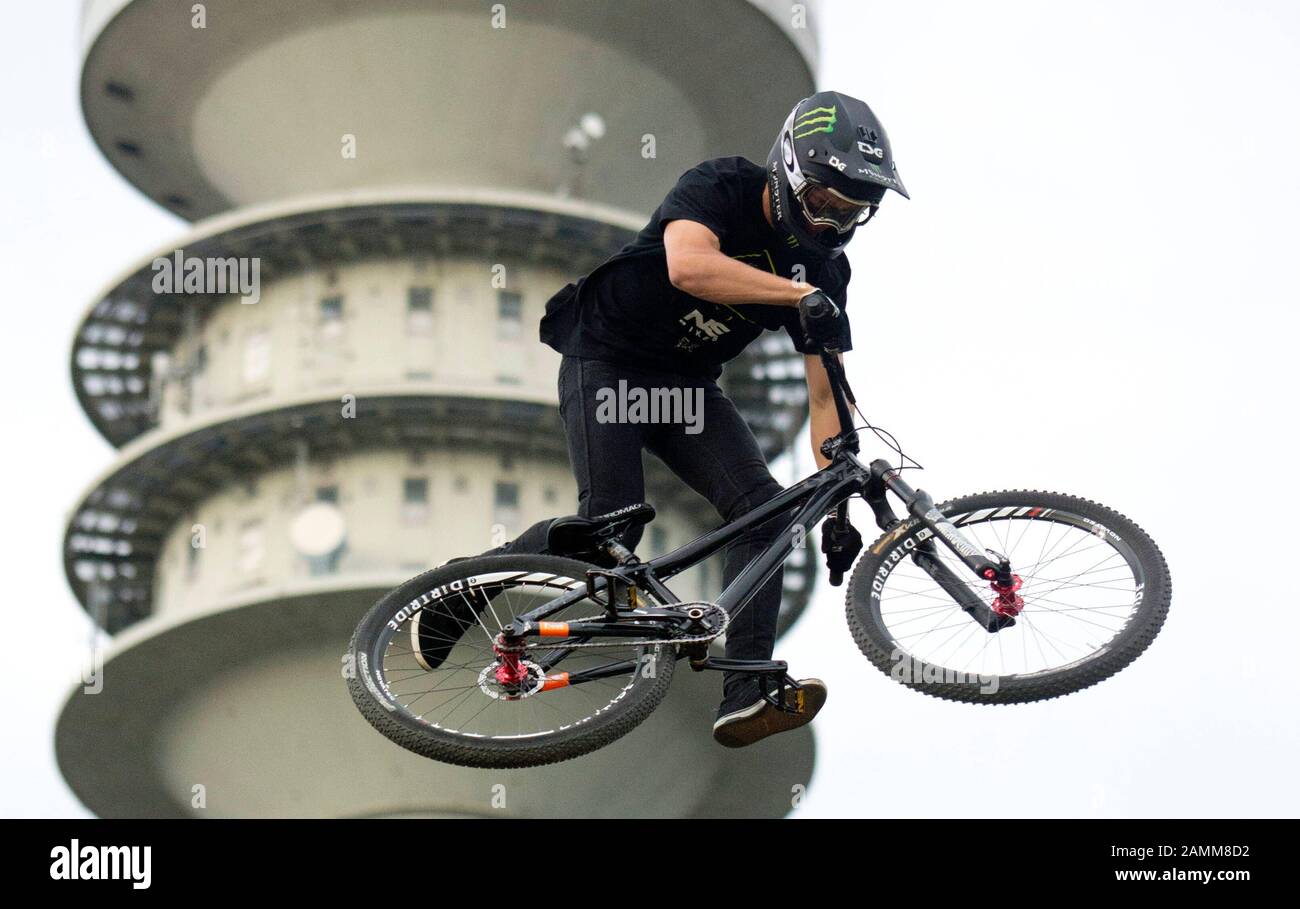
669, 249, 813, 307
809, 393, 841, 469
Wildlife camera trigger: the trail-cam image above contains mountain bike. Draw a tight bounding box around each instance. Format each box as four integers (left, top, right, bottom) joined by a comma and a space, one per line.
347, 297, 1171, 768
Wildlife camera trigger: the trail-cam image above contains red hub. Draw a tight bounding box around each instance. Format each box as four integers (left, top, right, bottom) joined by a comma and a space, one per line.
492, 634, 530, 687
983, 571, 1025, 617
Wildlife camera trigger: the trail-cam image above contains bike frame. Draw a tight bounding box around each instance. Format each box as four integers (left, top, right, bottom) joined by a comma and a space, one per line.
501, 350, 1012, 661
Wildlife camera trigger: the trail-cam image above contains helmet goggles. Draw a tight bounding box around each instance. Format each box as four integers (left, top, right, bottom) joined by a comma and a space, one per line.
794, 180, 880, 233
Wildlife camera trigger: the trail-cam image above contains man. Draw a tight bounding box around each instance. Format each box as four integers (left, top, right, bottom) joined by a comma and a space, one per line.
421, 90, 907, 747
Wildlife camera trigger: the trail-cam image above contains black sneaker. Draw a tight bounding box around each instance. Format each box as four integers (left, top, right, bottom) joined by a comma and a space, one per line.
712, 677, 828, 748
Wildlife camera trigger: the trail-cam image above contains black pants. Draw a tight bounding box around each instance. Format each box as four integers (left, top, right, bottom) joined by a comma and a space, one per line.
496, 355, 787, 701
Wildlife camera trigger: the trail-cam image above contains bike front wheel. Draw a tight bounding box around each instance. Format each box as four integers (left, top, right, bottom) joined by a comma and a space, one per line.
348, 554, 676, 768
846, 490, 1171, 704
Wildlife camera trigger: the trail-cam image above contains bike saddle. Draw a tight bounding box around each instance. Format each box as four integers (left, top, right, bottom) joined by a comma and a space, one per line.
546, 503, 656, 558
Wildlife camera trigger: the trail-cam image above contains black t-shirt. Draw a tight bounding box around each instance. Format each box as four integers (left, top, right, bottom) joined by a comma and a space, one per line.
539, 156, 852, 379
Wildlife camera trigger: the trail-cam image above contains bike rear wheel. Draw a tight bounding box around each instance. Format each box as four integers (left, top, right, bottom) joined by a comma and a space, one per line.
348, 554, 676, 768
846, 490, 1170, 704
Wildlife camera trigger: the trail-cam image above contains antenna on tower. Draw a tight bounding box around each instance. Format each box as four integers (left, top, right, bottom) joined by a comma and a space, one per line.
558, 112, 607, 198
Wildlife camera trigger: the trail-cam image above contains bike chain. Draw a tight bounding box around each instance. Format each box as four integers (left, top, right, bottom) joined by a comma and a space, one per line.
518, 602, 730, 651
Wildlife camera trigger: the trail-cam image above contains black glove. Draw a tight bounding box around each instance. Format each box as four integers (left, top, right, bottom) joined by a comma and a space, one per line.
821, 516, 863, 586
798, 289, 842, 349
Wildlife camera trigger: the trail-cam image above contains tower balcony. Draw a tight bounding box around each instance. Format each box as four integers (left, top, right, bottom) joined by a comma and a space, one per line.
80, 0, 818, 219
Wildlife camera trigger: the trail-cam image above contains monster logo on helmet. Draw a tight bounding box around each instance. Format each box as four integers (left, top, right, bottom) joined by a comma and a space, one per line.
766, 90, 909, 258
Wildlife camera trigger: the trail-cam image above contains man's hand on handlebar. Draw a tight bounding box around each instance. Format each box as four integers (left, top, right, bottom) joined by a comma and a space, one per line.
798, 288, 842, 350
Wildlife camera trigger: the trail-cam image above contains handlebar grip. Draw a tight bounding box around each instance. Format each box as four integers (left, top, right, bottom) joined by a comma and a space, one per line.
801, 294, 835, 320
799, 290, 841, 349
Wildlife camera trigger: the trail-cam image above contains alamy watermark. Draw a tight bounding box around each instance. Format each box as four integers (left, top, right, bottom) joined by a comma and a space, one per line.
890, 648, 999, 694
50, 840, 151, 889
595, 380, 704, 434
151, 249, 261, 304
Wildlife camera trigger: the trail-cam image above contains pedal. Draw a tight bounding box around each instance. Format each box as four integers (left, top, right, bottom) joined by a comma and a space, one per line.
690, 658, 808, 714
687, 656, 794, 698
683, 640, 710, 666
584, 569, 637, 616
761, 673, 807, 713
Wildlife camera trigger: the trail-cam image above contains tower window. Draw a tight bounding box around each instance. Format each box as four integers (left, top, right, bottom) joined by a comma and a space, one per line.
493, 481, 520, 531
320, 295, 345, 338
403, 477, 429, 524
242, 329, 271, 384
320, 296, 344, 319
497, 290, 523, 339
407, 287, 434, 334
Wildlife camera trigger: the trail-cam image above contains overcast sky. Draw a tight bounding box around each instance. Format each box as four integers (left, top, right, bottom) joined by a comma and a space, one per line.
2, 0, 1297, 818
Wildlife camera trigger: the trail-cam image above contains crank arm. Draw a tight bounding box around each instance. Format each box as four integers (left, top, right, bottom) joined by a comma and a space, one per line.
688, 656, 789, 675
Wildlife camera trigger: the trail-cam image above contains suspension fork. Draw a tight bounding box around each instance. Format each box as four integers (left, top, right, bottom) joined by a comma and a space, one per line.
871, 460, 994, 574
869, 459, 1017, 632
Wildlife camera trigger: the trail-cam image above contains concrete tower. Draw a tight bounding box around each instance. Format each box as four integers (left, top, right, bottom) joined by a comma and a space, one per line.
58, 0, 824, 818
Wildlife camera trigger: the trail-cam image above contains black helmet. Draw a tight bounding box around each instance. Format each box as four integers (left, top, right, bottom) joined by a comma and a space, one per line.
766, 90, 908, 258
